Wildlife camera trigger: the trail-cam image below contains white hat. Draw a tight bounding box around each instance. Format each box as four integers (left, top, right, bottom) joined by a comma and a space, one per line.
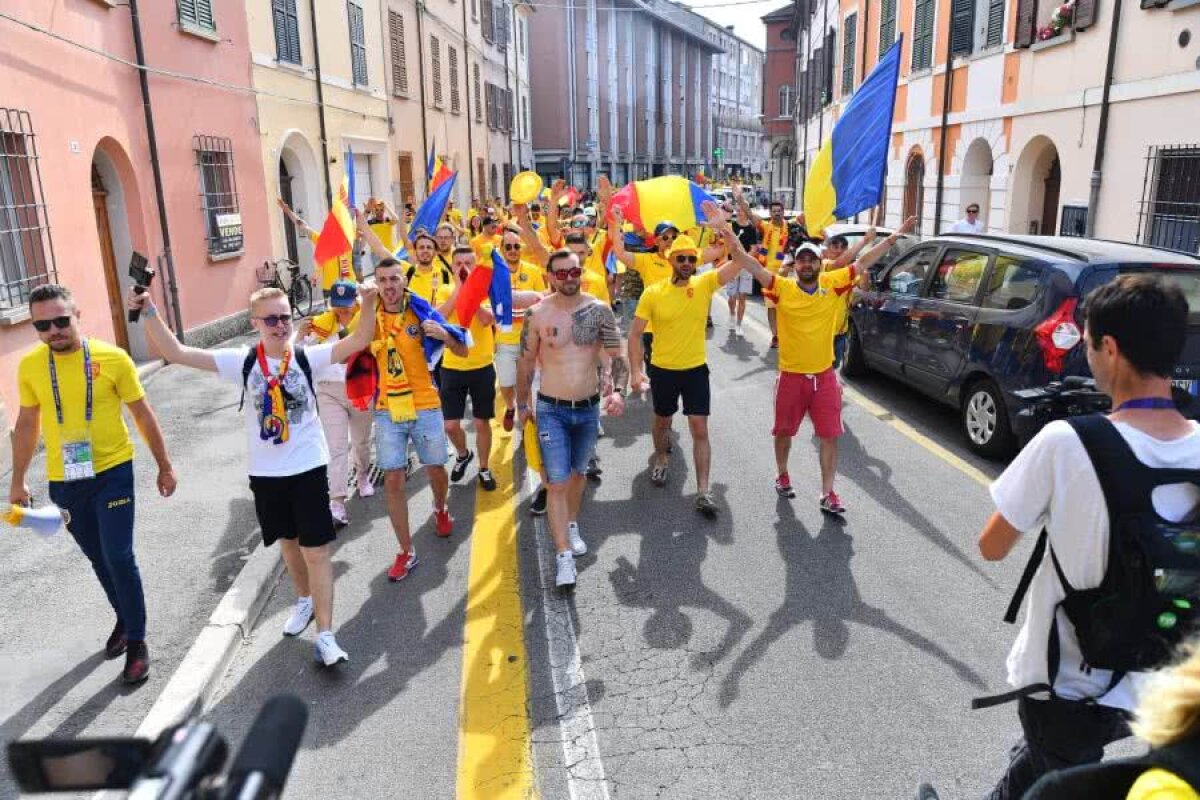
795, 243, 822, 260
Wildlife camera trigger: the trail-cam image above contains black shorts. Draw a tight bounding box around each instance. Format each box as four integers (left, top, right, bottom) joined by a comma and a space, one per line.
438, 364, 497, 421
648, 364, 710, 417
249, 465, 336, 549
642, 332, 654, 370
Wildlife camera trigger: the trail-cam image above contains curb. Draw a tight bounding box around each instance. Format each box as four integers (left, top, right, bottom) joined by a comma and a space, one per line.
134, 543, 282, 739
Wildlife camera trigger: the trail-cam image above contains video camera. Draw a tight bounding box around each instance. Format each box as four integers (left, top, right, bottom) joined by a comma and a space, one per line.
128, 252, 155, 324
7, 694, 306, 800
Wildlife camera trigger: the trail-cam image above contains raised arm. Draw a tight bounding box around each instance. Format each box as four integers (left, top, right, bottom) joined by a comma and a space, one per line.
856, 216, 917, 272
731, 185, 753, 226
357, 209, 395, 261
513, 204, 550, 267
128, 290, 218, 372
719, 225, 774, 289
381, 200, 409, 245
608, 206, 637, 269
830, 227, 876, 269
546, 179, 566, 249
330, 284, 379, 363
277, 198, 314, 237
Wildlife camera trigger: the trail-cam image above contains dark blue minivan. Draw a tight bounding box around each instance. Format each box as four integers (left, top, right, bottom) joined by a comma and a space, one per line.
843, 234, 1200, 457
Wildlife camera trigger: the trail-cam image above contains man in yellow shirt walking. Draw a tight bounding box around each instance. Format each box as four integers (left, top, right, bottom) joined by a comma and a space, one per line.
627, 227, 746, 516
11, 284, 177, 684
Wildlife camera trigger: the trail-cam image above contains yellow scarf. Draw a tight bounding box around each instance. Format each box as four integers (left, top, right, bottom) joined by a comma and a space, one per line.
371, 305, 418, 423
310, 307, 361, 342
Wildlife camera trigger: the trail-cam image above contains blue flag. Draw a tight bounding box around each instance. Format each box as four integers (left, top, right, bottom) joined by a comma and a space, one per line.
346, 148, 356, 209
604, 249, 618, 275
489, 247, 515, 332
409, 172, 457, 242
406, 290, 471, 370
425, 140, 436, 184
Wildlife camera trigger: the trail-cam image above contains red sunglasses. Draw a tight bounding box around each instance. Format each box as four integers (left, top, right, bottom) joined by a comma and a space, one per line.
552, 267, 584, 280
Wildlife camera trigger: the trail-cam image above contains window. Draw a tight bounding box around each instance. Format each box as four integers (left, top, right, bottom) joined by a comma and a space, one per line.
448, 46, 461, 114
951, 0, 974, 55
912, 0, 935, 70
388, 10, 409, 95
485, 83, 495, 129
194, 135, 243, 257
505, 88, 514, 133
0, 110, 56, 308
884, 248, 936, 296
471, 0, 478, 21
476, 158, 486, 202
481, 0, 494, 43
348, 1, 368, 86
177, 0, 215, 32
842, 14, 857, 95
521, 96, 528, 139
473, 64, 483, 122
397, 152, 415, 206
982, 256, 1041, 310
929, 249, 989, 303
985, 0, 1005, 47
1138, 144, 1200, 254
272, 0, 301, 64
431, 35, 443, 107
519, 19, 525, 56
778, 85, 792, 117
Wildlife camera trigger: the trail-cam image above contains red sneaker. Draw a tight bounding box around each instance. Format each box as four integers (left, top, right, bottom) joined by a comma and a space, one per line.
434, 507, 453, 537
122, 640, 150, 684
503, 408, 515, 432
774, 472, 796, 498
387, 551, 419, 581
820, 490, 846, 515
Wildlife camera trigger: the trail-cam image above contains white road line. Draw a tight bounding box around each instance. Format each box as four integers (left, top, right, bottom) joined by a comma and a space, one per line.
524, 465, 612, 800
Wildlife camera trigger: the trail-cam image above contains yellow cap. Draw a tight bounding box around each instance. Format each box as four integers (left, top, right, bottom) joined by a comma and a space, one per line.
509, 171, 543, 205
666, 234, 700, 258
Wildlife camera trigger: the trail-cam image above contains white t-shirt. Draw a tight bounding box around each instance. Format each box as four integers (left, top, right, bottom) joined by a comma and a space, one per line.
950, 218, 984, 233
213, 342, 336, 478
991, 418, 1200, 710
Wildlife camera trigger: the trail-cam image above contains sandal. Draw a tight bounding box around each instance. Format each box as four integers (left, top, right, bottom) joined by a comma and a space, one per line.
695, 492, 719, 516
651, 464, 668, 486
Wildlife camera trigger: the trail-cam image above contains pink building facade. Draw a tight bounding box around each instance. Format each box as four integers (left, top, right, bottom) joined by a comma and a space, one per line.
0, 0, 272, 428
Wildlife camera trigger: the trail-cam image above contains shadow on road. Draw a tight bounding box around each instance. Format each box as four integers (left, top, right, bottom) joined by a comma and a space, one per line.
718, 501, 987, 708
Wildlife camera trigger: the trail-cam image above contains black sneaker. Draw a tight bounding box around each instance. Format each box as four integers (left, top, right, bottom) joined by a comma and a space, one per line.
450, 450, 474, 482
105, 621, 127, 660
585, 456, 602, 480
478, 468, 497, 491
122, 640, 150, 684
530, 486, 548, 516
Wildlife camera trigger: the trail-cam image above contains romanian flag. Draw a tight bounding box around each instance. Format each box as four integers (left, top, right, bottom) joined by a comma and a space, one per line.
489, 247, 514, 332
425, 140, 436, 184
455, 262, 493, 328
410, 171, 457, 240
804, 38, 903, 236
313, 175, 355, 265
607, 176, 717, 232
407, 291, 471, 370
429, 156, 453, 193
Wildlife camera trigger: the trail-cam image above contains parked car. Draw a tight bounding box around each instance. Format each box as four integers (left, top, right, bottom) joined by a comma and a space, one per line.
823, 223, 920, 271
843, 234, 1200, 457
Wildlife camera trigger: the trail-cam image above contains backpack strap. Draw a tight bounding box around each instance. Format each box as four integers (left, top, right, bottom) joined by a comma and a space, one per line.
238, 346, 319, 413
1067, 415, 1157, 516
294, 346, 318, 412
237, 347, 257, 412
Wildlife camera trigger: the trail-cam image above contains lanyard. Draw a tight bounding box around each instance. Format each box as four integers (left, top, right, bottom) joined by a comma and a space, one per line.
49, 339, 92, 427
1115, 397, 1177, 411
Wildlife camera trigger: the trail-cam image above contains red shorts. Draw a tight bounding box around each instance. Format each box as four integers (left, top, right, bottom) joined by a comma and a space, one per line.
772, 369, 843, 439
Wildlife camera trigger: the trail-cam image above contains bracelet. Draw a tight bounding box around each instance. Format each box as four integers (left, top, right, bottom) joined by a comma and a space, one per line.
143, 305, 158, 319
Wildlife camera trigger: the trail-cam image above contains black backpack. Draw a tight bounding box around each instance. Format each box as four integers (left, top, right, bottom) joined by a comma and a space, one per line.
974, 415, 1200, 709
237, 346, 317, 413
1024, 736, 1200, 799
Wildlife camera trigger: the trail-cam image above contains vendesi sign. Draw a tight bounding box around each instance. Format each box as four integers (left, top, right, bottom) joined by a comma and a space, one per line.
212, 212, 244, 255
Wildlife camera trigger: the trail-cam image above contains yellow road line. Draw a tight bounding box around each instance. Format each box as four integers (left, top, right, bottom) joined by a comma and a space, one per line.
740, 310, 991, 489
456, 420, 537, 800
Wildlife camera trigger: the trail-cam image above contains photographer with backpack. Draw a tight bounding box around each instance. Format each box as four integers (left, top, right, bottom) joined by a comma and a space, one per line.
919, 274, 1200, 800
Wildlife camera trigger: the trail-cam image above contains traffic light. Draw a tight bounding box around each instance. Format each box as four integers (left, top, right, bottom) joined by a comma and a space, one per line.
713, 147, 724, 158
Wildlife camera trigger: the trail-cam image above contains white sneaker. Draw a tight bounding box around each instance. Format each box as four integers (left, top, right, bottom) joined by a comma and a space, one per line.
567, 522, 587, 556
736, 322, 744, 337
555, 551, 577, 589
283, 596, 313, 637
358, 474, 375, 498
330, 499, 349, 526
314, 631, 349, 666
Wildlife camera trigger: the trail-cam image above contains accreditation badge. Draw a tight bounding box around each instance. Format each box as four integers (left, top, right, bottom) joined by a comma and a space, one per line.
62, 439, 96, 482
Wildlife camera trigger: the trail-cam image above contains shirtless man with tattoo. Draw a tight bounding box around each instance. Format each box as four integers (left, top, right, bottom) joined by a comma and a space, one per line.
517, 250, 628, 589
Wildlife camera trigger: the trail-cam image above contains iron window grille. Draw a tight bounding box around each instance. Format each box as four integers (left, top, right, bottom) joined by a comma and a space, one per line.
1138, 144, 1200, 254
194, 135, 244, 257
0, 109, 57, 308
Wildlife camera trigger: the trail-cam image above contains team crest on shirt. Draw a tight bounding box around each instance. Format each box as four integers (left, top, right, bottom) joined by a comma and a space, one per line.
407, 324, 420, 336
90, 363, 101, 378
519, 274, 528, 283
687, 288, 694, 298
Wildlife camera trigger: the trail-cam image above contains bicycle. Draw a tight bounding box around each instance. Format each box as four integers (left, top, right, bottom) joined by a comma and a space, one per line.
257, 258, 314, 319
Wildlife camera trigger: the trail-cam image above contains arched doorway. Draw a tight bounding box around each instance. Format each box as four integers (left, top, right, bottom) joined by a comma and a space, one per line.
278, 132, 321, 278
959, 138, 994, 229
91, 147, 149, 360
278, 159, 299, 263
902, 150, 926, 235
1009, 136, 1061, 235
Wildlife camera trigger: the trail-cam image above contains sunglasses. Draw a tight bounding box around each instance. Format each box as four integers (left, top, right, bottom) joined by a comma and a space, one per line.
32, 316, 72, 332
255, 314, 293, 327
673, 255, 698, 265
659, 233, 677, 242
571, 219, 587, 228
967, 208, 980, 214
502, 243, 522, 251
552, 267, 584, 280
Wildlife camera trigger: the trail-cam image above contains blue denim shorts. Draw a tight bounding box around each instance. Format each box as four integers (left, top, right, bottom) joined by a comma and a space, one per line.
374, 408, 448, 470
536, 399, 600, 484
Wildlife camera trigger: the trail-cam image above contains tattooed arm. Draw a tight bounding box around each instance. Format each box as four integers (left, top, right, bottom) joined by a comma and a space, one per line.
591, 301, 627, 417
516, 305, 541, 427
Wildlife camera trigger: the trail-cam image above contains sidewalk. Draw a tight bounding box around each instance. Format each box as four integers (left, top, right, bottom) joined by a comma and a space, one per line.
0, 336, 260, 798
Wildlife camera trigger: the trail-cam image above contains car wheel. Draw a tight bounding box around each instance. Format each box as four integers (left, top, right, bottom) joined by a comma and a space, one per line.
841, 321, 870, 378
961, 379, 1016, 459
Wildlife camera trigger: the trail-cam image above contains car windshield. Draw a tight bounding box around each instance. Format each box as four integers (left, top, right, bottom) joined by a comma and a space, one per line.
1078, 265, 1200, 320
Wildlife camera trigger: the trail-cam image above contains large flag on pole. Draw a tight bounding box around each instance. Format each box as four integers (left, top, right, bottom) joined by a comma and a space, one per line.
425, 140, 436, 186
313, 175, 355, 265
429, 156, 453, 193
803, 38, 903, 235
346, 148, 357, 208
409, 171, 458, 240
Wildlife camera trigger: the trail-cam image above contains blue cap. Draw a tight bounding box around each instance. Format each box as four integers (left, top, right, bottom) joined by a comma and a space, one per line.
329, 279, 358, 308
654, 221, 680, 237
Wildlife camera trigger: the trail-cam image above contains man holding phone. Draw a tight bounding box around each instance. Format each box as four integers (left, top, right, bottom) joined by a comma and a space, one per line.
11, 284, 177, 684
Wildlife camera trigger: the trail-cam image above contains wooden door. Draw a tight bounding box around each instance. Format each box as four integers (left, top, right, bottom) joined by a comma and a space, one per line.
92, 173, 129, 351
398, 152, 415, 206
1042, 157, 1061, 236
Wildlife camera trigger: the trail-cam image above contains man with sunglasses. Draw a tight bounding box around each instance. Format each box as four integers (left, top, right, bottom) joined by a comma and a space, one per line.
951, 202, 986, 233
12, 284, 176, 684
627, 210, 747, 516
516, 250, 628, 589
130, 281, 378, 668
495, 228, 549, 433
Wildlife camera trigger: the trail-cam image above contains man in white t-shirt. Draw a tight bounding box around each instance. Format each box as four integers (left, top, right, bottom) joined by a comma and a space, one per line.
920, 274, 1200, 800
950, 203, 985, 233
129, 283, 378, 668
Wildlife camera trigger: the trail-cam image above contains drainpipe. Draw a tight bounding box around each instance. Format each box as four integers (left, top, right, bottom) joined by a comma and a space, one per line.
1085, 0, 1122, 237
415, 1, 431, 198
307, 0, 333, 208
461, 0, 477, 201
505, 2, 517, 176
932, 14, 955, 234
566, 0, 579, 179
128, 0, 184, 341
